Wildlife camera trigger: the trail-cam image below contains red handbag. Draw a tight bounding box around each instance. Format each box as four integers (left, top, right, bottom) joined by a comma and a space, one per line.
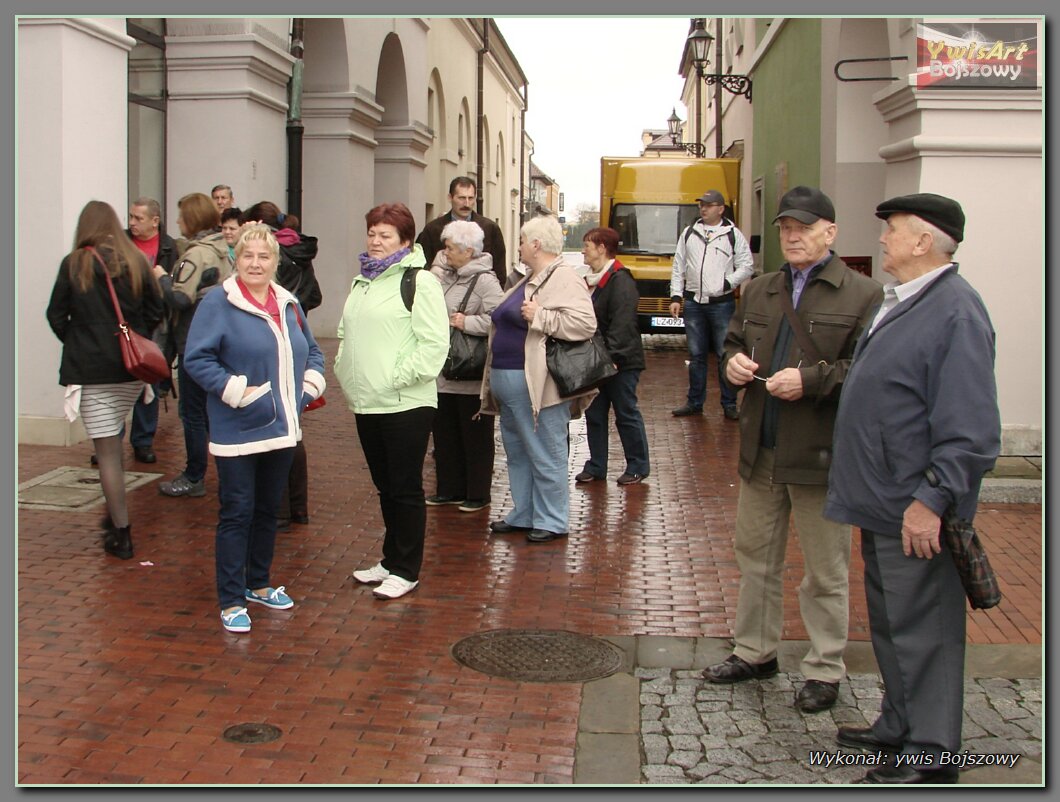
90, 248, 171, 384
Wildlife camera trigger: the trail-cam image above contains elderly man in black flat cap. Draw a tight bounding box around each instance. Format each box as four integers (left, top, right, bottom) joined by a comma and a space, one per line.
703, 186, 882, 714
824, 193, 1000, 784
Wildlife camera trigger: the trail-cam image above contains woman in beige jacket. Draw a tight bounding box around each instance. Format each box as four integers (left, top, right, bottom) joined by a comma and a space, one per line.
479, 215, 597, 542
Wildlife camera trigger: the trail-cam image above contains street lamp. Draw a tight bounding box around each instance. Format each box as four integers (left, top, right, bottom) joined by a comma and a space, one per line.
667, 109, 706, 157
688, 22, 753, 101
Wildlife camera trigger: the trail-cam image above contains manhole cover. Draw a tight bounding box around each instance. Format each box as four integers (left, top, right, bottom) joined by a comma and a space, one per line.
222, 723, 282, 744
450, 629, 624, 683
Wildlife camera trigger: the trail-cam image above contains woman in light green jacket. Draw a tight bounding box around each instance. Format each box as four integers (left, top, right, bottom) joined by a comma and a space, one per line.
336, 202, 449, 600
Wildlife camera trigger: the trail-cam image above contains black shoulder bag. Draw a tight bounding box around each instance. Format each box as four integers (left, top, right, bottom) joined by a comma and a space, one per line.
532, 265, 617, 397
441, 273, 488, 381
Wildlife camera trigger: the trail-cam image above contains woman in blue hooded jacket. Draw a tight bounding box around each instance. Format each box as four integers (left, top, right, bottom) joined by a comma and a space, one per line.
183, 224, 325, 633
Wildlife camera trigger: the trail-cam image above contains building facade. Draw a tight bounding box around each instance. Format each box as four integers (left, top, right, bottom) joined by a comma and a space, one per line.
18, 16, 528, 445
678, 16, 1042, 456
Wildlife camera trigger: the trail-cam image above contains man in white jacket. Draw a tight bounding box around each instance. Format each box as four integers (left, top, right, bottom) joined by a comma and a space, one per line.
669, 190, 754, 420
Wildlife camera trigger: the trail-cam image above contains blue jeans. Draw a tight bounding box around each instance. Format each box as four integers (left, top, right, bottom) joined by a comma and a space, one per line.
214, 447, 295, 610
491, 368, 571, 534
683, 297, 737, 409
177, 357, 209, 483
583, 369, 650, 478
129, 384, 159, 449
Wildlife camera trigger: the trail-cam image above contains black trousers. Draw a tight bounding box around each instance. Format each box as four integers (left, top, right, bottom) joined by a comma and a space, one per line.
355, 406, 435, 581
432, 392, 495, 502
277, 440, 308, 519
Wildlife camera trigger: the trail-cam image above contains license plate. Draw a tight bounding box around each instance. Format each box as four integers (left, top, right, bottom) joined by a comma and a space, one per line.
651, 316, 685, 328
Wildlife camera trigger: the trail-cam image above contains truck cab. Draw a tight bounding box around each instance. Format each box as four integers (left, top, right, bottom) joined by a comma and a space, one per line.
600, 156, 741, 333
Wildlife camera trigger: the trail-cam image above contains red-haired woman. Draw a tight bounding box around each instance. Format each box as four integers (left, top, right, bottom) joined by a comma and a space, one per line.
334, 203, 449, 600
575, 227, 649, 486
46, 200, 164, 559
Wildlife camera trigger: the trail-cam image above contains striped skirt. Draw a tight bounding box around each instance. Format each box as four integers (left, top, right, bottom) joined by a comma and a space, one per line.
79, 382, 144, 438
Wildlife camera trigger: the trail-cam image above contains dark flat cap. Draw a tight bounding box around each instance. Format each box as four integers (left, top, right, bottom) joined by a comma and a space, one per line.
697, 189, 725, 205
773, 185, 835, 224
875, 193, 965, 243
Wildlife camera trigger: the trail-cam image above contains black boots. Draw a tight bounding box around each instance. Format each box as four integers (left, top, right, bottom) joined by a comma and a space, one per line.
102, 522, 133, 560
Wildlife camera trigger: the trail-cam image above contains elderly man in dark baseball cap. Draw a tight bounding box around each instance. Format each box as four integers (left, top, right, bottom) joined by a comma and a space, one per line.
703, 185, 882, 715
824, 191, 999, 783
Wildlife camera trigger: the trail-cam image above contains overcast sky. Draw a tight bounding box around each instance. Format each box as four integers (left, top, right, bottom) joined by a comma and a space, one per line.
494, 16, 693, 222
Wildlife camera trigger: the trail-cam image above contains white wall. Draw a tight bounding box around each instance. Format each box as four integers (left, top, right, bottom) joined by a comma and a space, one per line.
17, 18, 134, 445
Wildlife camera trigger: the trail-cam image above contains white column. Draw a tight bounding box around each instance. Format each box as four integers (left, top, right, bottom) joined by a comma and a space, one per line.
875, 83, 1043, 454
18, 18, 134, 445
300, 91, 383, 337
163, 32, 293, 219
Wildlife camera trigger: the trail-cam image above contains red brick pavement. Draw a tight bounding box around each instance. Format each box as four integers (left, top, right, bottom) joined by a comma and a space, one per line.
17, 337, 1041, 783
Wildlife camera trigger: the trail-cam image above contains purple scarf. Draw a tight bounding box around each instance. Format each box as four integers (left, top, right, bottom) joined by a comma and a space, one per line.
359, 247, 411, 280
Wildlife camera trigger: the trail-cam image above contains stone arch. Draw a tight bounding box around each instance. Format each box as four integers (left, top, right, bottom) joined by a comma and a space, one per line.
480, 115, 490, 211
494, 131, 506, 224
425, 67, 447, 218
458, 97, 472, 176
373, 31, 413, 206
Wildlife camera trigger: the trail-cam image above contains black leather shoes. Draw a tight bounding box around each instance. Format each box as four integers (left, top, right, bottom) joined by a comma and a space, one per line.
836, 726, 900, 752
526, 529, 568, 543
860, 764, 958, 784
723, 406, 740, 420
671, 404, 703, 417
489, 520, 530, 534
133, 447, 157, 464
702, 654, 779, 683
795, 679, 839, 712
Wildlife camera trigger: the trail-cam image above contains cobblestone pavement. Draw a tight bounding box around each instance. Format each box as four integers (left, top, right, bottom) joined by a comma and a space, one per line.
638, 670, 1042, 784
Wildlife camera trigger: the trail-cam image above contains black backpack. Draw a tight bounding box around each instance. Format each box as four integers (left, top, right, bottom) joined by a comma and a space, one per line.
400, 267, 427, 312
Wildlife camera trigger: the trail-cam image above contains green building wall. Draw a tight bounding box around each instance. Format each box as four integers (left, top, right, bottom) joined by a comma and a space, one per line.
751, 19, 823, 273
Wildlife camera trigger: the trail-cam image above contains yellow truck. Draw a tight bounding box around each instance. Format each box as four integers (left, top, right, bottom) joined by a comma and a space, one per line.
600, 156, 741, 333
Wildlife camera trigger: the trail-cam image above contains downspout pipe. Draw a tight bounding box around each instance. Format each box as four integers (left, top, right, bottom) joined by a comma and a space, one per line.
286, 18, 305, 221
476, 19, 487, 216
519, 82, 527, 223
714, 17, 723, 158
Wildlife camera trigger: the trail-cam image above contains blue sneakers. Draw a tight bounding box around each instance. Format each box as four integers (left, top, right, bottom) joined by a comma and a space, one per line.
244, 585, 294, 610
221, 607, 251, 633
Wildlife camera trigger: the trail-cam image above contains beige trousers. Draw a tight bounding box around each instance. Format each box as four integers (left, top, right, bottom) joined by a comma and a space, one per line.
732, 448, 851, 682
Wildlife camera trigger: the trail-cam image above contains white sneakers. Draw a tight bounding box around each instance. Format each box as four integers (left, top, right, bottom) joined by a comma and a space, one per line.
352, 563, 390, 584
353, 562, 418, 599
372, 575, 418, 600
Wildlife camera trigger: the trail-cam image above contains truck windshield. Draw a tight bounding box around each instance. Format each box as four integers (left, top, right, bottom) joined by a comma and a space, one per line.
610, 203, 700, 256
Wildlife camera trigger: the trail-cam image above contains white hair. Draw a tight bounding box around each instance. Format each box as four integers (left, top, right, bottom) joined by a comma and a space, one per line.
908, 215, 959, 257
440, 220, 484, 256
521, 214, 564, 255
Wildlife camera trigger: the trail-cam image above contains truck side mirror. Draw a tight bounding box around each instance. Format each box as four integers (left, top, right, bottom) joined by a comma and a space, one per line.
749, 235, 761, 254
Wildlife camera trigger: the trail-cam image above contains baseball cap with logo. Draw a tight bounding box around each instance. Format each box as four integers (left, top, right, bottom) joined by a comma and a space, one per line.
697, 190, 725, 205
772, 186, 836, 225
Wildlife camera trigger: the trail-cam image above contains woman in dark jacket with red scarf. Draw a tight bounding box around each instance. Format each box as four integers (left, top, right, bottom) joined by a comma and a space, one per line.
574, 227, 650, 486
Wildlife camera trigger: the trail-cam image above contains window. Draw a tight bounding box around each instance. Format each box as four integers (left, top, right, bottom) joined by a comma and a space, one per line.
127, 19, 167, 216
609, 203, 700, 256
